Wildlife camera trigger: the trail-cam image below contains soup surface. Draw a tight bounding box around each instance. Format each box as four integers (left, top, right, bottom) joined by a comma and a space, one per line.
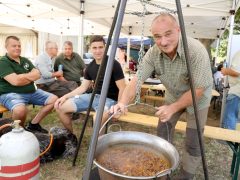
96, 143, 170, 177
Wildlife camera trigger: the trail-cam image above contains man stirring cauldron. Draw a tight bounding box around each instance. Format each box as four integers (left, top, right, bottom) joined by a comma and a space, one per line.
111, 13, 213, 179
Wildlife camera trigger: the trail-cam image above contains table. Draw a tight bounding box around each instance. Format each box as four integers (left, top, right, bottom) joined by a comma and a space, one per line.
141, 84, 220, 97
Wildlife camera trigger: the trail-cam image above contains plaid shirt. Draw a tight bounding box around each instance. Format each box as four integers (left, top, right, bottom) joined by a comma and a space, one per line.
140, 37, 213, 113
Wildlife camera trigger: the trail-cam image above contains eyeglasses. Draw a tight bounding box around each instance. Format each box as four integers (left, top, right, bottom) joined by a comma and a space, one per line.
49, 47, 58, 50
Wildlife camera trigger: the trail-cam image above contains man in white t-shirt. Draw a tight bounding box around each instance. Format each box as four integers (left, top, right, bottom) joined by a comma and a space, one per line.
221, 50, 240, 130
214, 64, 224, 85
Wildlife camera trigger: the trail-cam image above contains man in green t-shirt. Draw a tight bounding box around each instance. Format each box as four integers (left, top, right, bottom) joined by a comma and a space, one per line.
54, 41, 86, 85
0, 36, 58, 133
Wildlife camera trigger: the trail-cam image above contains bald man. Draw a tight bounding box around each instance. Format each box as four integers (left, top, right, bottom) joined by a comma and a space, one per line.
111, 13, 213, 179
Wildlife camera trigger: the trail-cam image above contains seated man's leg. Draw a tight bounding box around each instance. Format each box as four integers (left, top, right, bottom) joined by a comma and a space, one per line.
12, 105, 28, 126
0, 93, 29, 126
56, 94, 91, 133
27, 89, 58, 133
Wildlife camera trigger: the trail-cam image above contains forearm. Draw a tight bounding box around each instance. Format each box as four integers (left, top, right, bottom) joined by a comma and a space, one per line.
119, 78, 138, 105
15, 74, 32, 85
63, 86, 87, 99
226, 68, 239, 77
24, 69, 40, 81
221, 68, 240, 77
170, 88, 204, 113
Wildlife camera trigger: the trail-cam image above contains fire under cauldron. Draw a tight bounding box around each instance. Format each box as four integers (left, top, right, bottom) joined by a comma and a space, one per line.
94, 131, 179, 180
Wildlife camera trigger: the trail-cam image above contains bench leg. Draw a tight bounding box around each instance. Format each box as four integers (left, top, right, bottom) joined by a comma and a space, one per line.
233, 143, 240, 180
229, 142, 240, 180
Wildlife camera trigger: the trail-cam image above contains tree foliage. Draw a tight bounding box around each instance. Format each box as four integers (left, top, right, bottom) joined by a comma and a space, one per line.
218, 7, 240, 58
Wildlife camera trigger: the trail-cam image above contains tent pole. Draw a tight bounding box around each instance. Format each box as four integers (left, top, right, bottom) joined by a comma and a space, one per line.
220, 3, 236, 126
214, 38, 220, 66
175, 0, 209, 179
78, 0, 85, 56
127, 27, 131, 68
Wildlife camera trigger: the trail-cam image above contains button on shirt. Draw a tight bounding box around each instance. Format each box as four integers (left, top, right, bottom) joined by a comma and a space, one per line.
140, 37, 213, 113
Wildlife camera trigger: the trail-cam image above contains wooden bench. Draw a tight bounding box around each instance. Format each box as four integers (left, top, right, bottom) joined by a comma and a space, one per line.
116, 112, 240, 180
0, 104, 8, 118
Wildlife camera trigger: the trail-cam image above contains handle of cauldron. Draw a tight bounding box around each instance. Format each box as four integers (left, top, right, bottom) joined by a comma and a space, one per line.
99, 103, 137, 134
99, 112, 117, 134
154, 169, 172, 179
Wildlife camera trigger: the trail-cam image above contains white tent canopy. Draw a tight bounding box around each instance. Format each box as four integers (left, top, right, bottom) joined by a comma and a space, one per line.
0, 0, 239, 39
0, 0, 110, 36
40, 0, 240, 39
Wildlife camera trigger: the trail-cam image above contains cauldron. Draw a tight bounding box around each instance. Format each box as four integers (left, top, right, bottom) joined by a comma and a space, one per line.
94, 131, 179, 180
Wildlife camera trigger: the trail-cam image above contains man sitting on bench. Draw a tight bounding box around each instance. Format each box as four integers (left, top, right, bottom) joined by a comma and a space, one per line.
0, 36, 58, 133
54, 35, 125, 134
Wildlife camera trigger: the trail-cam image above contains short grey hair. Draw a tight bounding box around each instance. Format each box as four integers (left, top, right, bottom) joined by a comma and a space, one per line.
63, 41, 73, 47
45, 41, 57, 49
151, 13, 178, 27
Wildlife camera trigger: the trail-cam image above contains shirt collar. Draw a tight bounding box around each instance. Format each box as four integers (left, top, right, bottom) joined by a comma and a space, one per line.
5, 53, 21, 64
64, 52, 75, 60
44, 52, 53, 60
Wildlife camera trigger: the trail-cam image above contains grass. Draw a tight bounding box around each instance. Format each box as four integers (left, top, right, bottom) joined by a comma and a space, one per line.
2, 102, 233, 180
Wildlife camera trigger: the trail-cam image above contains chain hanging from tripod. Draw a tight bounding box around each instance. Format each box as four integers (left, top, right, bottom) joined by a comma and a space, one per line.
132, 0, 176, 104
138, 0, 177, 14
125, 0, 176, 16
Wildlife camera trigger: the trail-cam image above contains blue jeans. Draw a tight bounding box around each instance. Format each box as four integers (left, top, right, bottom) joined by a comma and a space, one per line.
0, 89, 54, 111
70, 93, 116, 112
222, 94, 240, 130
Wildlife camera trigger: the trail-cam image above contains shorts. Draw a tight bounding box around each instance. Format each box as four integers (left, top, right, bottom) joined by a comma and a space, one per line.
0, 89, 54, 111
70, 93, 116, 112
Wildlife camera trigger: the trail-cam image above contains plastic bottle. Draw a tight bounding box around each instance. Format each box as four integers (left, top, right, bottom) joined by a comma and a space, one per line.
58, 64, 63, 71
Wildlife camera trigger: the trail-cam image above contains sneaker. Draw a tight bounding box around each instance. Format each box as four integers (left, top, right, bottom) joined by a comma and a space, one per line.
71, 112, 80, 120
68, 133, 78, 146
25, 122, 48, 134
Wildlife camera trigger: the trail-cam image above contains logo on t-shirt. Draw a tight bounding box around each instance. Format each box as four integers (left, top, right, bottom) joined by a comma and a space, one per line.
23, 63, 30, 71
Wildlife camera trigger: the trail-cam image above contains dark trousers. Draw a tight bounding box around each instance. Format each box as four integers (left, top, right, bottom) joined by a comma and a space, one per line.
37, 80, 78, 97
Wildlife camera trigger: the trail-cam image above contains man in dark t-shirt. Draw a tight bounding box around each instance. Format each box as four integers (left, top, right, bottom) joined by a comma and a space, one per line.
54, 36, 126, 133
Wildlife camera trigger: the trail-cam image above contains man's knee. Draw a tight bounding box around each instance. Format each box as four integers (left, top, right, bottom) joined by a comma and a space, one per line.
12, 105, 28, 116
12, 105, 28, 125
56, 101, 75, 114
185, 128, 203, 156
46, 95, 58, 105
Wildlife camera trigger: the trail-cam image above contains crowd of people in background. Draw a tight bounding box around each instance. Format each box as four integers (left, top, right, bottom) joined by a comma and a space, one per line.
0, 34, 126, 139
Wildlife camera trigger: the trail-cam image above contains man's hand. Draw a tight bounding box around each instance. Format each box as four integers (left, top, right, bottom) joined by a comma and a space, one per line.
54, 96, 67, 109
58, 76, 67, 81
221, 67, 228, 76
53, 71, 63, 78
155, 104, 177, 122
110, 102, 127, 118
